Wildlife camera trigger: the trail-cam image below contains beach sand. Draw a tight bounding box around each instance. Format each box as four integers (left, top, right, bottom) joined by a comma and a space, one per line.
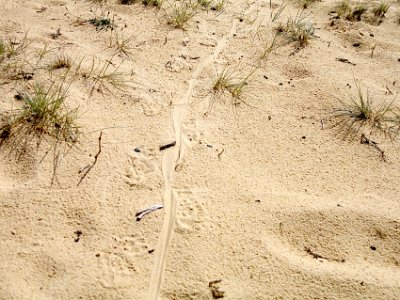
1, 0, 400, 299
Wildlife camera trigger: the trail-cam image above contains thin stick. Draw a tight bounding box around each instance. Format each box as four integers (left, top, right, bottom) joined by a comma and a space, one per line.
360, 133, 386, 162
77, 131, 102, 186
370, 45, 376, 58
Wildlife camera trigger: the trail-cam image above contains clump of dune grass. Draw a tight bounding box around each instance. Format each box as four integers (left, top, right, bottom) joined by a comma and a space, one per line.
329, 81, 397, 140
87, 0, 108, 5
89, 12, 115, 30
299, 0, 319, 9
212, 66, 258, 105
108, 33, 135, 59
49, 54, 72, 70
75, 56, 129, 94
275, 11, 314, 48
212, 0, 225, 11
373, 1, 390, 18
0, 34, 30, 62
119, 0, 135, 4
142, 0, 163, 7
196, 0, 224, 11
167, 1, 199, 29
336, 1, 367, 21
0, 33, 39, 82
347, 4, 367, 21
0, 83, 79, 152
198, 0, 212, 9
336, 0, 352, 17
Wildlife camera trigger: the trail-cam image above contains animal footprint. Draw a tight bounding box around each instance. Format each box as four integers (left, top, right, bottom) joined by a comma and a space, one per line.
175, 190, 210, 234
124, 149, 162, 189
139, 93, 166, 116
165, 56, 191, 73
97, 253, 133, 288
97, 234, 149, 288
116, 234, 149, 258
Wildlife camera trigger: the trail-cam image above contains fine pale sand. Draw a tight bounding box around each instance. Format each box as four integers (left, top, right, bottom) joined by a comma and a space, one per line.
1, 0, 400, 299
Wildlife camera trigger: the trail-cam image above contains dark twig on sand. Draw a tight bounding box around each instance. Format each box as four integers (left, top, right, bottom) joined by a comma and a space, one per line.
336, 58, 356, 66
77, 132, 102, 186
135, 204, 164, 221
360, 133, 386, 162
159, 141, 176, 151
304, 247, 345, 263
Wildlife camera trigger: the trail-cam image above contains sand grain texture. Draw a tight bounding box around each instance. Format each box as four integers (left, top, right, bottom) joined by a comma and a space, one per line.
1, 0, 400, 299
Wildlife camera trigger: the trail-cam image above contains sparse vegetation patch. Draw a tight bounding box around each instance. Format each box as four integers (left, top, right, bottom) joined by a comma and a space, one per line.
329, 81, 398, 140
167, 1, 199, 29
274, 12, 315, 48
372, 1, 390, 18
0, 83, 79, 151
212, 66, 257, 106
89, 15, 115, 30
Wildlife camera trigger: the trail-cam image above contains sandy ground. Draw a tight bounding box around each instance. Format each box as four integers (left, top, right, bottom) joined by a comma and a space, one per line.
1, 0, 400, 299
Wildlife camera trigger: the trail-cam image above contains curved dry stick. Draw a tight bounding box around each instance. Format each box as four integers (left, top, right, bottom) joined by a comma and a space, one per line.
77, 131, 102, 186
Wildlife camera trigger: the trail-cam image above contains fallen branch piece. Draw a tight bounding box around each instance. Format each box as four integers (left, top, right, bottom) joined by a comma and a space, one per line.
78, 132, 103, 186
304, 247, 345, 263
159, 141, 176, 151
336, 58, 356, 66
360, 133, 386, 162
135, 204, 163, 221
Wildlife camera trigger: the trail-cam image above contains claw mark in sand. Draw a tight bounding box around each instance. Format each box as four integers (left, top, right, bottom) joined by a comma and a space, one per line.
146, 18, 243, 300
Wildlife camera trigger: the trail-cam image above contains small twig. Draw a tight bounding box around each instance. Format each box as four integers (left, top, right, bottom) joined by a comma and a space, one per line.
336, 58, 356, 66
77, 132, 102, 186
360, 133, 386, 162
135, 204, 163, 221
304, 247, 323, 259
370, 44, 376, 58
217, 148, 224, 160
159, 141, 176, 151
320, 119, 325, 130
304, 247, 345, 263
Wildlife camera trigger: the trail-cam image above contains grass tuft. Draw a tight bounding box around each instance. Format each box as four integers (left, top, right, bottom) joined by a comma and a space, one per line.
0, 33, 30, 63
329, 81, 397, 140
336, 1, 367, 21
278, 11, 314, 48
108, 33, 135, 59
87, 0, 108, 5
299, 0, 319, 9
373, 1, 390, 18
0, 83, 79, 150
89, 13, 115, 31
142, 0, 163, 7
336, 0, 351, 17
0, 33, 38, 82
75, 57, 129, 94
168, 1, 198, 29
212, 66, 257, 105
49, 54, 72, 70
